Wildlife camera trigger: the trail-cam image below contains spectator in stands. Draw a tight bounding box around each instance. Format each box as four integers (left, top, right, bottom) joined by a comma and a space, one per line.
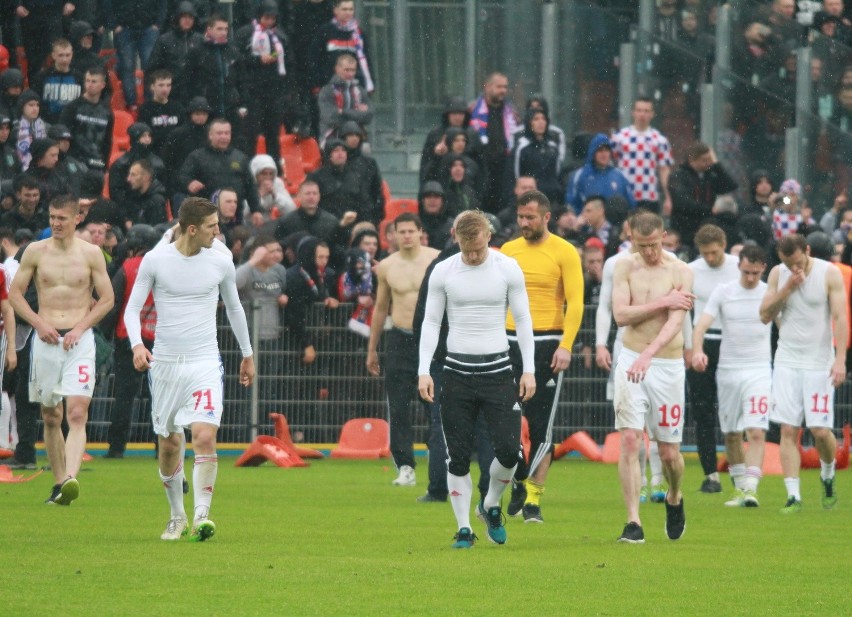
138, 69, 184, 159
236, 1, 302, 157
78, 169, 124, 230
580, 237, 605, 369
424, 127, 484, 196
179, 15, 242, 125
578, 196, 618, 257
440, 154, 482, 218
511, 95, 566, 170
69, 21, 102, 76
771, 178, 813, 238
470, 72, 518, 213
122, 159, 169, 227
292, 0, 332, 135
0, 70, 23, 131
48, 123, 87, 197
420, 96, 483, 186
565, 133, 634, 215
340, 120, 383, 225
14, 89, 47, 171
511, 107, 563, 207
109, 122, 166, 205
677, 8, 714, 122
828, 85, 852, 177
812, 12, 848, 88
275, 179, 346, 256
611, 97, 674, 214
177, 118, 261, 227
338, 244, 374, 337
710, 195, 743, 249
317, 52, 373, 147
0, 177, 45, 233
820, 190, 848, 235
552, 205, 584, 246
16, 0, 68, 84
105, 0, 166, 111
162, 96, 210, 196
0, 115, 21, 185
59, 66, 113, 171
743, 169, 774, 220
732, 22, 782, 124
662, 227, 690, 262
669, 141, 738, 251
146, 2, 204, 91
310, 0, 374, 95
236, 233, 288, 403
767, 0, 803, 47
418, 180, 452, 250
285, 235, 340, 365
22, 138, 67, 207
308, 138, 369, 225
832, 205, 852, 245
250, 154, 296, 222
653, 0, 681, 92
31, 38, 82, 125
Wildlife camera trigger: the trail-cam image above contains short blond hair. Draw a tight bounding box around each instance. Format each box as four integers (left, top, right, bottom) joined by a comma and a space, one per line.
453, 210, 490, 243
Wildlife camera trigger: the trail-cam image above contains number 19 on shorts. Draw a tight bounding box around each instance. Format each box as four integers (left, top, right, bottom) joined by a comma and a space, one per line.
658, 404, 682, 427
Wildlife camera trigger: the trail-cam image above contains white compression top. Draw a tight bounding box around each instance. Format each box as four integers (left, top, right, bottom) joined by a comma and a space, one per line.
702, 279, 771, 368
688, 254, 739, 338
775, 257, 833, 369
124, 242, 253, 359
418, 250, 535, 376
157, 227, 232, 257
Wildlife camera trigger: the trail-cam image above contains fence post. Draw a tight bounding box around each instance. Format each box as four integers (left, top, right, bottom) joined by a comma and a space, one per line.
250, 300, 260, 441
392, 0, 408, 137
464, 0, 477, 103
540, 0, 557, 119
618, 42, 636, 128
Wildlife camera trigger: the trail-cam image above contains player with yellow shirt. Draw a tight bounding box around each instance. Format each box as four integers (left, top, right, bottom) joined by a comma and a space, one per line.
501, 190, 584, 522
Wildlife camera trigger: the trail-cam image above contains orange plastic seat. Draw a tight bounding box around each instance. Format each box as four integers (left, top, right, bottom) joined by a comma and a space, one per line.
299, 137, 322, 172
108, 70, 126, 111
134, 69, 145, 107
112, 109, 134, 152
234, 435, 308, 468
270, 412, 324, 459
331, 418, 390, 459
385, 198, 419, 221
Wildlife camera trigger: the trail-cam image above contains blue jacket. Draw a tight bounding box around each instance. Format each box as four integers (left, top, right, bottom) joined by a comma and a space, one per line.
565, 133, 634, 213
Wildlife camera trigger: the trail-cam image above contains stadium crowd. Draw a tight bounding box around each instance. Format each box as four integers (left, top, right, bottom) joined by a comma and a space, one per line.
0, 0, 850, 486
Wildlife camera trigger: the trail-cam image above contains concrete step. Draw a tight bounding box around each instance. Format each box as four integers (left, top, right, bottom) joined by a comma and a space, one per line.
382, 170, 420, 199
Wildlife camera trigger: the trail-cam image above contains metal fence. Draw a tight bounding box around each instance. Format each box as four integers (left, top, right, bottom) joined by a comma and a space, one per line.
78, 301, 852, 451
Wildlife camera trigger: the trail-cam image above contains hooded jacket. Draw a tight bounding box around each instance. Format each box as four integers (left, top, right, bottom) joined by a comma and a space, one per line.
146, 1, 205, 83
669, 158, 739, 246
161, 101, 209, 189
108, 123, 167, 204
565, 133, 635, 213
419, 96, 483, 184
285, 235, 337, 348
512, 108, 563, 205
122, 177, 169, 226
178, 35, 241, 116
418, 188, 452, 250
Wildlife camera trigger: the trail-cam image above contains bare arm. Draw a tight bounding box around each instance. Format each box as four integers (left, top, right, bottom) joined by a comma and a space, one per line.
611, 258, 694, 327
1, 297, 16, 369
759, 265, 799, 324
366, 260, 391, 375
691, 312, 714, 371
63, 247, 115, 350
828, 266, 848, 386
8, 244, 55, 341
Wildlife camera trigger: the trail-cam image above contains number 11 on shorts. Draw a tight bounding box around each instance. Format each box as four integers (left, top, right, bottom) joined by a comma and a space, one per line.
811, 393, 830, 414
192, 389, 215, 411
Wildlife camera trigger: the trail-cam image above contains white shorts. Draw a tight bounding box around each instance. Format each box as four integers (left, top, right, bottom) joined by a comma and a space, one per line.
613, 348, 685, 443
716, 366, 772, 433
770, 365, 834, 429
29, 329, 96, 407
149, 356, 225, 438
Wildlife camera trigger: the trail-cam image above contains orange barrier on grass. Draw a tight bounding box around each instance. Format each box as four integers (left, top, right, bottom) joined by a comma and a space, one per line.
0, 466, 44, 483
717, 442, 784, 475
234, 435, 308, 468
798, 424, 850, 469
0, 447, 12, 458
553, 431, 603, 462
330, 418, 390, 459
270, 412, 324, 459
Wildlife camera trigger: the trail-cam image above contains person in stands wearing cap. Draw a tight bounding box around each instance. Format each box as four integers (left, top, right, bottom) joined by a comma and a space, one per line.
771, 178, 815, 240
0, 69, 23, 130
146, 2, 204, 95
0, 116, 21, 183
69, 21, 103, 77
31, 38, 83, 124
249, 154, 295, 223
59, 66, 113, 171
49, 123, 88, 198
14, 89, 47, 171
162, 96, 210, 200
21, 138, 68, 208
317, 52, 373, 147
105, 0, 167, 112
308, 138, 370, 227
418, 181, 452, 250
109, 122, 166, 205
138, 69, 184, 159
235, 1, 303, 157
341, 121, 383, 224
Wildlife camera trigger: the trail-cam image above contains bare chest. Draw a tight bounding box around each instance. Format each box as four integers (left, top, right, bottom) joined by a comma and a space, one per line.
628, 265, 675, 304
36, 252, 91, 291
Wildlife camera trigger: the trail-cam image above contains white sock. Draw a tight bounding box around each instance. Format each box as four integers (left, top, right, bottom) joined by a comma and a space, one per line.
743, 466, 762, 492
0, 391, 10, 448
649, 440, 664, 486
784, 477, 801, 501
820, 459, 836, 481
708, 471, 720, 482
448, 472, 473, 530
729, 464, 746, 490
484, 458, 516, 510
159, 460, 186, 518
639, 438, 648, 487
7, 394, 16, 448
193, 453, 218, 522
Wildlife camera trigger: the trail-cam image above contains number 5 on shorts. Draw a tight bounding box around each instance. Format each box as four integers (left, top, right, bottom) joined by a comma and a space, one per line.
78, 366, 90, 383
659, 403, 682, 427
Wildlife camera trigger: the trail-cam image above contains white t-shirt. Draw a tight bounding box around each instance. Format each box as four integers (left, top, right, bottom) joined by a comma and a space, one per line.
702, 280, 771, 369
774, 258, 833, 370
124, 243, 253, 359
689, 254, 740, 338
419, 250, 534, 375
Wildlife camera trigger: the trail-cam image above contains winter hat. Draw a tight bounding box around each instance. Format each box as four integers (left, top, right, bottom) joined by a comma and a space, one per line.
175, 0, 196, 17
0, 68, 23, 90
17, 88, 40, 112
444, 96, 469, 114
249, 153, 278, 178
779, 178, 802, 197
128, 122, 152, 144
421, 181, 444, 197
29, 138, 57, 164
323, 138, 346, 158
48, 124, 72, 141
187, 96, 212, 113
339, 120, 363, 138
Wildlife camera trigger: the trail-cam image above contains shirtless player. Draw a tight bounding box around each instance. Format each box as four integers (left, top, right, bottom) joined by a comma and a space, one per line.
367, 212, 439, 486
9, 195, 114, 505
611, 211, 693, 543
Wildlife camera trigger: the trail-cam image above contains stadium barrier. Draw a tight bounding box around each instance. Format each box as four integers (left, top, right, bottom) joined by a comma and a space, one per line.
78, 302, 852, 452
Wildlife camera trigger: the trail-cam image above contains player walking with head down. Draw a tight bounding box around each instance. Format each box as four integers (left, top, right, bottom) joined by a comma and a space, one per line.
9, 194, 114, 505
124, 197, 255, 542
418, 210, 536, 548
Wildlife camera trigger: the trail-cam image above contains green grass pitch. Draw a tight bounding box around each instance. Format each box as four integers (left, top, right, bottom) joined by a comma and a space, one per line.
3, 456, 850, 616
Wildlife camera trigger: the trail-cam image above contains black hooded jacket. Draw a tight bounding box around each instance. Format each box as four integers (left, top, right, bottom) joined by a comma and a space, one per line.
285, 236, 337, 348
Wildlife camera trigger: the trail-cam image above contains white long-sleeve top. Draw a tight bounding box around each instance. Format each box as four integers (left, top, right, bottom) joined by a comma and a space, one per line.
124, 243, 253, 359
419, 250, 534, 375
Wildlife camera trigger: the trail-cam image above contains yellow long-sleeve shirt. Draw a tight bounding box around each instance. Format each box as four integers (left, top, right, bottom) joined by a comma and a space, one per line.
501, 233, 584, 351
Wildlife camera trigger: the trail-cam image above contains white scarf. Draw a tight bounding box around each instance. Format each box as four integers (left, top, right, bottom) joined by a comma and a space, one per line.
250, 20, 285, 76
332, 17, 374, 92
